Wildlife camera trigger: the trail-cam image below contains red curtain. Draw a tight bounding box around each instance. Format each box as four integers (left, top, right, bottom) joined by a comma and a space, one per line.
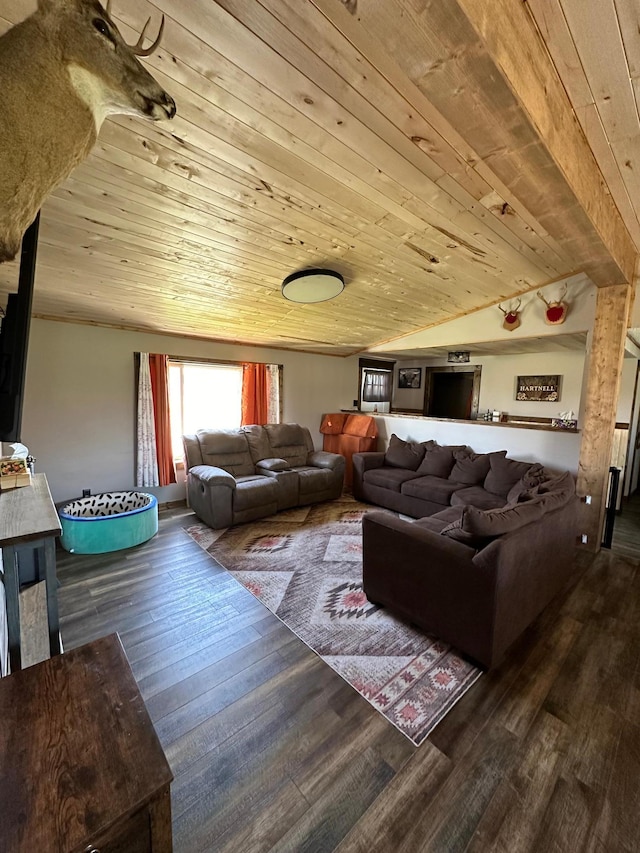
241, 362, 268, 425
149, 354, 177, 486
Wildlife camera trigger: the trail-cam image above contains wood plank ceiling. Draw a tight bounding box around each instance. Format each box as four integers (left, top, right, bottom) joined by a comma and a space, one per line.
0, 0, 637, 356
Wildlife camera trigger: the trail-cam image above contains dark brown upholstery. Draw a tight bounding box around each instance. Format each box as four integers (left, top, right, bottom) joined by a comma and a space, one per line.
362, 488, 580, 669
353, 441, 546, 520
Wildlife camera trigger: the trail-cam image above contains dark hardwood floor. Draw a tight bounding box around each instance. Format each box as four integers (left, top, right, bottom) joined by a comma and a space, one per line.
56, 503, 640, 852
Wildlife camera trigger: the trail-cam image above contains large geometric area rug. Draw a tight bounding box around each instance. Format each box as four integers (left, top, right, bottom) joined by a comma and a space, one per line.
184, 496, 482, 746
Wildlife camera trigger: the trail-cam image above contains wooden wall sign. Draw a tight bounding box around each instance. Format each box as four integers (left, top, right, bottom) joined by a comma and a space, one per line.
515, 375, 561, 402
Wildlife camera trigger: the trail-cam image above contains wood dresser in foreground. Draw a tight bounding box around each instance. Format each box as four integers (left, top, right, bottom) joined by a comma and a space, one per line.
0, 633, 173, 852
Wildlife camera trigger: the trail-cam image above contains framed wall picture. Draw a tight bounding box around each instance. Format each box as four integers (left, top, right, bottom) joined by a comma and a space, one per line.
398, 367, 422, 389
515, 375, 561, 402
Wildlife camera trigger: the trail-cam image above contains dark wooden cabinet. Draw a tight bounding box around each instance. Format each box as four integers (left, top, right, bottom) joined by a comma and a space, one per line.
0, 634, 173, 852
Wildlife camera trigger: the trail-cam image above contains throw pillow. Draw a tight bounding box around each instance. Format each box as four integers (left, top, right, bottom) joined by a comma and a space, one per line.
538, 470, 575, 494
417, 443, 467, 478
384, 434, 426, 470
461, 500, 545, 537
449, 449, 505, 485
484, 455, 541, 498
440, 516, 489, 548
506, 464, 546, 503
533, 470, 576, 513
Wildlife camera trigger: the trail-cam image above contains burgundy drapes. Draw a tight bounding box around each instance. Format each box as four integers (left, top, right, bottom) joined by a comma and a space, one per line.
241, 362, 268, 425
149, 354, 177, 486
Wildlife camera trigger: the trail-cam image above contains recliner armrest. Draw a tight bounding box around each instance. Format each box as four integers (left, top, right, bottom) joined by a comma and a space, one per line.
256, 457, 290, 472
188, 464, 236, 488
307, 450, 344, 471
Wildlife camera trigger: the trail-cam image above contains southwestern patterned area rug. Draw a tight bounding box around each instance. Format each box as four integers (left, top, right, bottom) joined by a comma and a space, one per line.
184, 496, 481, 746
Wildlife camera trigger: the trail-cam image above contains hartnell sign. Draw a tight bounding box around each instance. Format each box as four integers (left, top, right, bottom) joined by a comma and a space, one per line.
515, 375, 560, 402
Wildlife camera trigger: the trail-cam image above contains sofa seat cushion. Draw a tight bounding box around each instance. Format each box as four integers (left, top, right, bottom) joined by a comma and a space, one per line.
233, 476, 278, 511
401, 475, 465, 505
450, 486, 506, 510
363, 467, 423, 492
412, 516, 450, 534
413, 505, 465, 534
293, 465, 337, 495
450, 450, 506, 485
384, 434, 428, 470
430, 506, 466, 524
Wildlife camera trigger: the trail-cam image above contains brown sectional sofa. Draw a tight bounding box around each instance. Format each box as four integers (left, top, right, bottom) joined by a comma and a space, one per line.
353, 435, 581, 669
183, 423, 345, 529
353, 434, 547, 516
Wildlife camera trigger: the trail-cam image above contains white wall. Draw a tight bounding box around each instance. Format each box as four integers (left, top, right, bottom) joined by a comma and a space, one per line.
368, 273, 596, 355
373, 415, 582, 474
22, 319, 359, 503
391, 350, 586, 421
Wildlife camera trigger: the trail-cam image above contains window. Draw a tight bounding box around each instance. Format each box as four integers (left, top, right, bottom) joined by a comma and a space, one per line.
358, 357, 395, 412
168, 360, 283, 461
362, 369, 392, 403
168, 361, 242, 460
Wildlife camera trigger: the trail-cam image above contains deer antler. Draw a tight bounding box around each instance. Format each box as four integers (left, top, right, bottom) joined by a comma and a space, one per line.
537, 290, 550, 307
498, 298, 521, 314
130, 15, 165, 56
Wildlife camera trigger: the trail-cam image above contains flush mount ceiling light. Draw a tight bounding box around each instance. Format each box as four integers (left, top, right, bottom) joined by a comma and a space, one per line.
281, 268, 345, 303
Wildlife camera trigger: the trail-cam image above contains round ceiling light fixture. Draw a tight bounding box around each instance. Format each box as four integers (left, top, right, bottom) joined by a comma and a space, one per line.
281, 268, 345, 303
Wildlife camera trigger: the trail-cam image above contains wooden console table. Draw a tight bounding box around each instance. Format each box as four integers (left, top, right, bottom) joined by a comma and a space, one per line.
0, 633, 173, 852
0, 472, 61, 671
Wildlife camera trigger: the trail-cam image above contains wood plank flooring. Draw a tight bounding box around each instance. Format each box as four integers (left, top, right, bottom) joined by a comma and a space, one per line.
55, 504, 640, 852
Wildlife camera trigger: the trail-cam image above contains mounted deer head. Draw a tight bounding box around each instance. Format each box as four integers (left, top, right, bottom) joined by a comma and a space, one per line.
0, 0, 176, 263
537, 283, 568, 325
498, 299, 522, 331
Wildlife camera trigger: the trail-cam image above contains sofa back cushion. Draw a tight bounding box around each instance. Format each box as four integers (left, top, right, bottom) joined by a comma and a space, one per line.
484, 455, 544, 498
182, 433, 203, 468
264, 423, 312, 467
384, 434, 427, 470
506, 465, 547, 503
460, 499, 546, 537
197, 429, 255, 477
449, 450, 505, 485
533, 470, 576, 511
416, 443, 465, 478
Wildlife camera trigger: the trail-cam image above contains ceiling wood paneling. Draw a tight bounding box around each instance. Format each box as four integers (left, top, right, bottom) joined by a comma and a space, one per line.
0, 0, 638, 355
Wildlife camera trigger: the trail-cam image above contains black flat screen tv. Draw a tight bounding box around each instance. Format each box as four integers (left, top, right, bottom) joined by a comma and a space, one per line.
0, 216, 38, 443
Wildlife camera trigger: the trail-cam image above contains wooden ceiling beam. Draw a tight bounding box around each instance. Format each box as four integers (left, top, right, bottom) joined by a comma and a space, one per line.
326, 0, 636, 287
454, 0, 637, 285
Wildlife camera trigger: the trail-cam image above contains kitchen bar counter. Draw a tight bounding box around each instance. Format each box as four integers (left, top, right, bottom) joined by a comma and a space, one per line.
342, 410, 579, 433
342, 412, 582, 473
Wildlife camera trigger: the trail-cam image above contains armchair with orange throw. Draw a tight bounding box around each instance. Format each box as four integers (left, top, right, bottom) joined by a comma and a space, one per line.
320, 413, 379, 487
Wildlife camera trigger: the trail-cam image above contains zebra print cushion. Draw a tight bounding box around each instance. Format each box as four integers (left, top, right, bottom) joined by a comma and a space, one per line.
61, 491, 153, 518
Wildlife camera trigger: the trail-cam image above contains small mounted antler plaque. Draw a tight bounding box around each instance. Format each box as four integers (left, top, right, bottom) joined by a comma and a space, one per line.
537, 284, 568, 325
498, 299, 521, 331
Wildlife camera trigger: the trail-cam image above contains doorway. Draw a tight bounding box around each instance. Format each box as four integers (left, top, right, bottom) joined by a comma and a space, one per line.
423, 365, 481, 419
